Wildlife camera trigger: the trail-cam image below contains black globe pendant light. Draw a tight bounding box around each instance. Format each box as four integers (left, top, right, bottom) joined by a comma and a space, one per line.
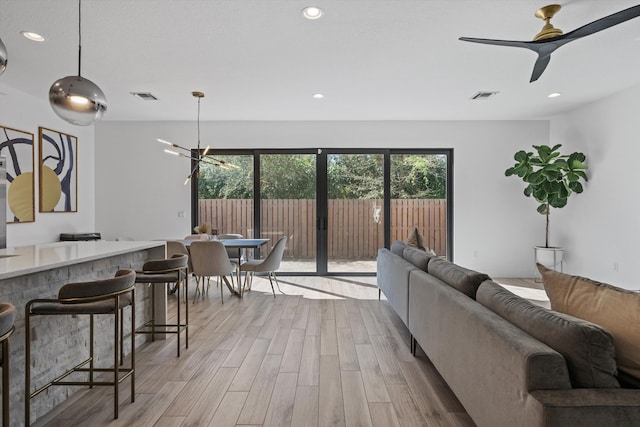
49, 0, 107, 126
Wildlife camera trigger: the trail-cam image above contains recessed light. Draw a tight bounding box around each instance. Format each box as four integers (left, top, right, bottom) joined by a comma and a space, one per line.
547, 92, 561, 98
21, 31, 45, 42
302, 6, 324, 20
312, 93, 324, 99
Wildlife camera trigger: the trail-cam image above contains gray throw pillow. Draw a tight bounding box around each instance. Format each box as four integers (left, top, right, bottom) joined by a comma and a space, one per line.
427, 258, 490, 299
390, 240, 407, 257
402, 246, 433, 272
477, 280, 619, 389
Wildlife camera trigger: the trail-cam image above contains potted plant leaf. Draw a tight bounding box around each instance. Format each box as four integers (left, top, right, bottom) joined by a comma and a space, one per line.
505, 144, 588, 269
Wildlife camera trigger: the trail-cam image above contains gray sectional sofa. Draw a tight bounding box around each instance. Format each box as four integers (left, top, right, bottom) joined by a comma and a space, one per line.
377, 241, 640, 427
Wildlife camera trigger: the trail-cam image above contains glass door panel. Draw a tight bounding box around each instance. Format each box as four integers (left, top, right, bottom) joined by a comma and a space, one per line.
327, 153, 384, 273
390, 153, 448, 256
260, 153, 317, 272
197, 154, 254, 238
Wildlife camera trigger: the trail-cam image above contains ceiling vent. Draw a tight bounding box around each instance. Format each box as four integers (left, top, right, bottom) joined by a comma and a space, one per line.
130, 92, 158, 101
470, 91, 499, 100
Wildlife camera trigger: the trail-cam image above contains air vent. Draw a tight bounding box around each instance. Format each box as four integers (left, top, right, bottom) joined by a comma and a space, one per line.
470, 91, 499, 100
130, 92, 158, 101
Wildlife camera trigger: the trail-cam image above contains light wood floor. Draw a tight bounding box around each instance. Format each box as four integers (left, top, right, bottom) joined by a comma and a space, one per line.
36, 275, 477, 427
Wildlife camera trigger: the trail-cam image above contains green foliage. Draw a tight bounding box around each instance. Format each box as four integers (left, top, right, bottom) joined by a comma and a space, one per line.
391, 154, 446, 199
328, 154, 384, 199
198, 153, 446, 200
505, 144, 588, 247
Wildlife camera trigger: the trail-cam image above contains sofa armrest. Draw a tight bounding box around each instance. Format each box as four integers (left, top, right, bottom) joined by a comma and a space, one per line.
530, 389, 640, 427
377, 248, 416, 325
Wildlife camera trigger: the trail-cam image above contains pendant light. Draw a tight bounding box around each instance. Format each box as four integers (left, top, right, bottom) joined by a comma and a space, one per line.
0, 37, 7, 76
49, 0, 107, 126
157, 91, 238, 185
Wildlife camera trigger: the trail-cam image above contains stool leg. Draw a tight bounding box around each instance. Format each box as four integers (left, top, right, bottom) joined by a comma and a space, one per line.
90, 314, 94, 388
176, 280, 181, 357
24, 312, 31, 427
184, 273, 189, 350
114, 297, 119, 419
130, 287, 136, 403
151, 284, 156, 342
119, 308, 124, 366
2, 335, 9, 427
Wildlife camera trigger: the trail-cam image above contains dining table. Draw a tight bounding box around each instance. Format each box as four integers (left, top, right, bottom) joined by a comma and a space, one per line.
178, 237, 269, 297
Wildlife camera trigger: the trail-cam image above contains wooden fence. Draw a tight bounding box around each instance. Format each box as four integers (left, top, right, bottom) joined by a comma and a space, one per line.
199, 199, 447, 259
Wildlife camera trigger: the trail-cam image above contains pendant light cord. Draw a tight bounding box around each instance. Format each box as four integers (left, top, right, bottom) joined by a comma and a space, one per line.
197, 96, 201, 155
77, 0, 82, 76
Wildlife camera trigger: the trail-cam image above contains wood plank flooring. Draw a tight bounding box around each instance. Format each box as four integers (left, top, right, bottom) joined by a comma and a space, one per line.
35, 275, 475, 427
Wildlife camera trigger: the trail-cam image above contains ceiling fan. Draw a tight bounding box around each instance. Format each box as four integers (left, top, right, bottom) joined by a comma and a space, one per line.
459, 4, 640, 82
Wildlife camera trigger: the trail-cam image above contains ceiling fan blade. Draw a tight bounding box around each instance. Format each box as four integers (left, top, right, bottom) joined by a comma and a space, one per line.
563, 4, 640, 41
530, 54, 551, 83
459, 37, 532, 50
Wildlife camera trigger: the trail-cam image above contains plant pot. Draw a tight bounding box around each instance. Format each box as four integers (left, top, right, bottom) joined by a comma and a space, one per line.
534, 246, 564, 270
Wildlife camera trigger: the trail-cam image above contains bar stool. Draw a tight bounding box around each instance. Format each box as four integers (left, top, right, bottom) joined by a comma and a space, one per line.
0, 303, 15, 427
134, 254, 189, 356
25, 270, 136, 426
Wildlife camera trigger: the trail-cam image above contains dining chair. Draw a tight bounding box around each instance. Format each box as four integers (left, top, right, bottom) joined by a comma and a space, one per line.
241, 235, 287, 297
184, 234, 211, 241
189, 241, 236, 304
217, 233, 243, 284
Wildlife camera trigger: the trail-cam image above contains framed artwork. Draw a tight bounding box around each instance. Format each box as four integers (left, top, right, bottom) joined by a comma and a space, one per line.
39, 127, 78, 213
0, 125, 35, 223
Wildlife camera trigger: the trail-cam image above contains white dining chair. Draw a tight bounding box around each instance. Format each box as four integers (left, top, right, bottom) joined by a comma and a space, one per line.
241, 236, 287, 297
189, 241, 236, 304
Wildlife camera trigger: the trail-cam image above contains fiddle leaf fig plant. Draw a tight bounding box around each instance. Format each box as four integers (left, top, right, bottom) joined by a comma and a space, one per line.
505, 144, 588, 248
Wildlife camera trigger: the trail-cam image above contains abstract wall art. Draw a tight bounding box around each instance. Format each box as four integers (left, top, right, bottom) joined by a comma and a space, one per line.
0, 125, 35, 223
39, 127, 78, 213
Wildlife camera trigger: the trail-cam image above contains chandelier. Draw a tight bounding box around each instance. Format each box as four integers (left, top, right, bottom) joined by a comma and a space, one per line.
158, 91, 238, 185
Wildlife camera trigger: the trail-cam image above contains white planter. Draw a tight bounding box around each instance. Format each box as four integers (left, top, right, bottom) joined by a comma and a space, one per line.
534, 246, 564, 270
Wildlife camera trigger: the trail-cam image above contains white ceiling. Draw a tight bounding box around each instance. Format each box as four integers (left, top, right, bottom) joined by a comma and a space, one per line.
2, 0, 640, 121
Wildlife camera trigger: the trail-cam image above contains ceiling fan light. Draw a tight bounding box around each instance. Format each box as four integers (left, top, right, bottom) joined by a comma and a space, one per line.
49, 75, 107, 126
0, 38, 7, 76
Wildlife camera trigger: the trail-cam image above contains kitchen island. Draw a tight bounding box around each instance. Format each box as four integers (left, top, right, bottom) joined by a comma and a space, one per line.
0, 240, 165, 426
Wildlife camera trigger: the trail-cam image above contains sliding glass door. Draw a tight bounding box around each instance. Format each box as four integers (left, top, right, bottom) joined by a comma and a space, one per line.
259, 153, 317, 272
194, 149, 452, 275
325, 153, 384, 273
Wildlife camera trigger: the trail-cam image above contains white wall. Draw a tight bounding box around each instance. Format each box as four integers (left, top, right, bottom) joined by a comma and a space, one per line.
0, 82, 95, 246
550, 85, 640, 289
95, 120, 549, 277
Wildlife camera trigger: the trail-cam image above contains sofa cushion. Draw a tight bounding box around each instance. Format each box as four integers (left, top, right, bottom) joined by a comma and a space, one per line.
402, 246, 433, 272
538, 264, 640, 388
427, 258, 490, 299
477, 280, 619, 389
407, 228, 426, 251
390, 240, 407, 257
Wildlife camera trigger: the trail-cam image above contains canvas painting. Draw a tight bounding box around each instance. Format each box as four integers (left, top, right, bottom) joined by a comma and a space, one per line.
0, 125, 35, 223
39, 127, 78, 213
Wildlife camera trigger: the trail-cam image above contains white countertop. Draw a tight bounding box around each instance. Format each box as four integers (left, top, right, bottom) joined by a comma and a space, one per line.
0, 240, 165, 280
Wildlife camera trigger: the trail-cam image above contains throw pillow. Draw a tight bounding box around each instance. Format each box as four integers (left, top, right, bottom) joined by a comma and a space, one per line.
428, 258, 490, 299
407, 228, 426, 251
538, 264, 640, 387
390, 240, 407, 257
402, 246, 433, 272
477, 280, 619, 388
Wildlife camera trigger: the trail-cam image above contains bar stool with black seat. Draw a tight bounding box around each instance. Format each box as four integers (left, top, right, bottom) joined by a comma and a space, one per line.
134, 254, 189, 356
25, 269, 136, 426
0, 302, 16, 427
